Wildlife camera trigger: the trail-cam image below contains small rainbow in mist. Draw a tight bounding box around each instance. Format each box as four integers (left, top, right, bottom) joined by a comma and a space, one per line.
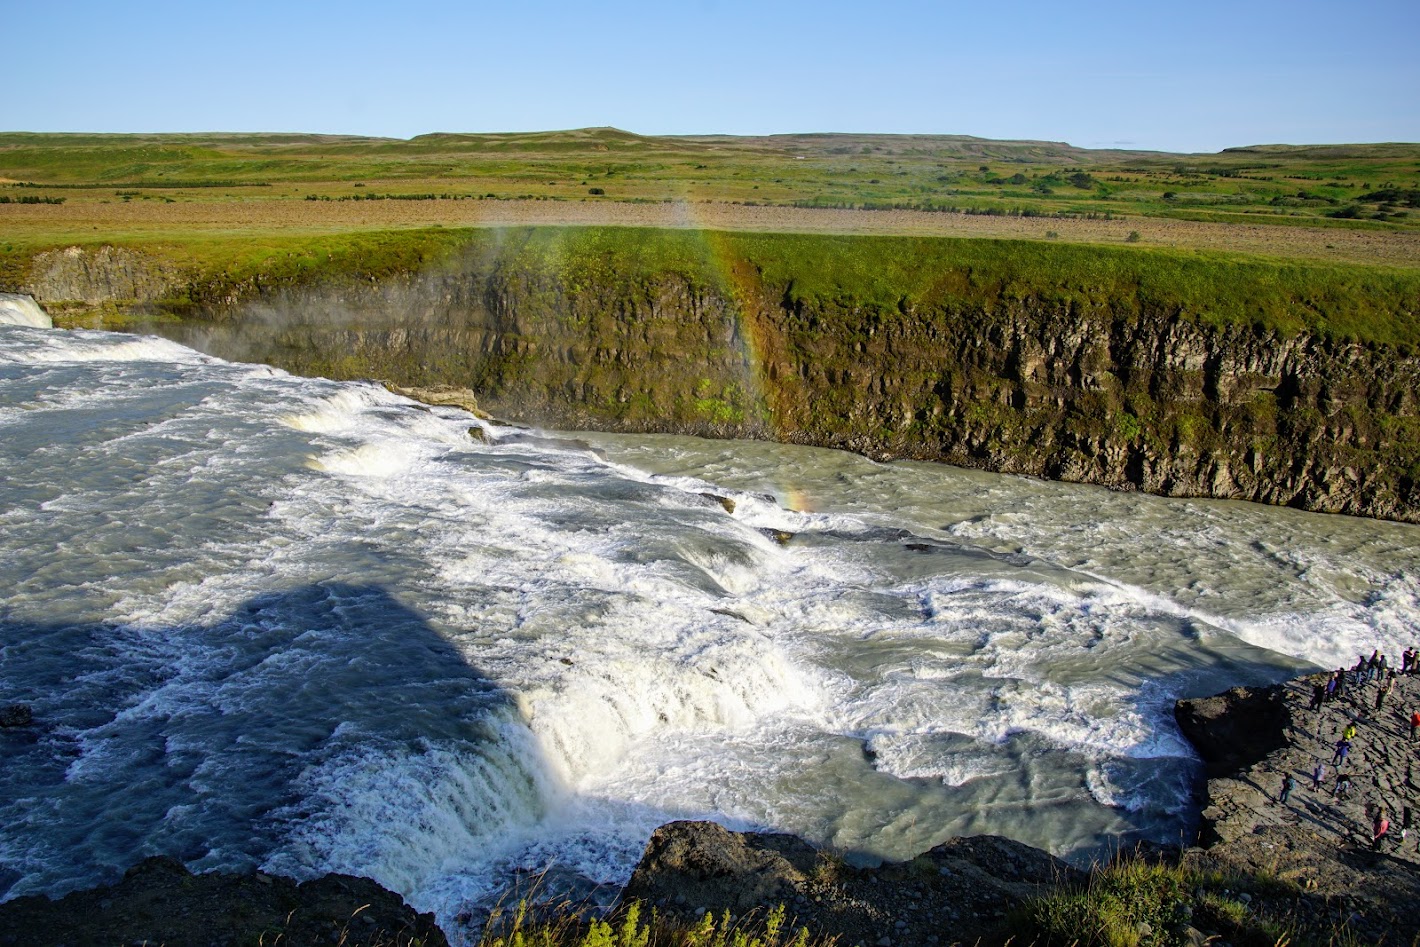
668, 202, 819, 512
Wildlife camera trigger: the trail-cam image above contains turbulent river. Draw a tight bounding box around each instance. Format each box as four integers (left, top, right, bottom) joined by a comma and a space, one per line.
3, 325, 1418, 939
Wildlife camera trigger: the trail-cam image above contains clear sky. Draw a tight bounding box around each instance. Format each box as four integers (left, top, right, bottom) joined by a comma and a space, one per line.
7, 0, 1418, 154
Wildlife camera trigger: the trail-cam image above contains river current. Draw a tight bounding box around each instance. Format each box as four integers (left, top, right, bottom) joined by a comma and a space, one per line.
2, 325, 1417, 939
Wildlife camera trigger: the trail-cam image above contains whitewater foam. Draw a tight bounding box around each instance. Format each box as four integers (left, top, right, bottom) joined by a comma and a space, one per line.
0, 293, 52, 328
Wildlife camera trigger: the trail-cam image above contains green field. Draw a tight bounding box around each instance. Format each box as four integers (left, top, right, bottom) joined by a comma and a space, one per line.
2, 128, 1417, 236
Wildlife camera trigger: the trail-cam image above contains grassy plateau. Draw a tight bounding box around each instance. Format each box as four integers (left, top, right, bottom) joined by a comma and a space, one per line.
2, 128, 1418, 270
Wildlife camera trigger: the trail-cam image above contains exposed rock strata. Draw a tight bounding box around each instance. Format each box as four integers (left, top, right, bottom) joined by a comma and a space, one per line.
19, 243, 1420, 522
0, 856, 447, 947
26, 245, 174, 305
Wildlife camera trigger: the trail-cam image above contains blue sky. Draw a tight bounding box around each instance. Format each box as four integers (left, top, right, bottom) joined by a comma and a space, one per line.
6, 0, 1417, 153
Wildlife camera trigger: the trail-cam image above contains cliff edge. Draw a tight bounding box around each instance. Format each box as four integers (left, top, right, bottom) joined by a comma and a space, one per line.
15, 233, 1420, 524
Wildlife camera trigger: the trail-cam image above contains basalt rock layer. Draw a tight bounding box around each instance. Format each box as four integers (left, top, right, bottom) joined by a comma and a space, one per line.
17, 233, 1420, 522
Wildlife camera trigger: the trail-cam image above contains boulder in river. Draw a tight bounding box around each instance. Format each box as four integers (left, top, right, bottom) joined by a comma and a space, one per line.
0, 703, 33, 728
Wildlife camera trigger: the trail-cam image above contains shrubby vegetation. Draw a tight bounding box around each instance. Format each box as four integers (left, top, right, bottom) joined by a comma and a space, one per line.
477, 902, 816, 947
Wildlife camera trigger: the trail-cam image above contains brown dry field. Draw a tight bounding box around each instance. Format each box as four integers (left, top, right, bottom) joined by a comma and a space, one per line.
4, 197, 1419, 267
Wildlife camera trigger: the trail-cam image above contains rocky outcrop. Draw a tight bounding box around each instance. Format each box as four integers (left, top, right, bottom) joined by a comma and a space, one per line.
1175, 672, 1420, 943
619, 821, 1083, 947
26, 245, 174, 305
20, 239, 1420, 522
1173, 685, 1290, 779
0, 856, 447, 947
383, 382, 487, 417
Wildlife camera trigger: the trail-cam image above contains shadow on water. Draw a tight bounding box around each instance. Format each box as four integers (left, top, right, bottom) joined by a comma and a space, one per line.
0, 583, 549, 905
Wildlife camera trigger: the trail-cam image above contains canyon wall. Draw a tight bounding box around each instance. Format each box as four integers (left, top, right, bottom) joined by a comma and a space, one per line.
17, 233, 1420, 521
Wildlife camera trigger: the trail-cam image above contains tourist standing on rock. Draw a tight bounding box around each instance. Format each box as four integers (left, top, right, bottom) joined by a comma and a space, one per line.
1373, 810, 1390, 851
1343, 723, 1357, 743
1377, 673, 1397, 711
1279, 773, 1297, 804
1409, 710, 1420, 743
1404, 648, 1414, 675
1312, 760, 1327, 792
1335, 772, 1353, 799
1335, 667, 1347, 698
1310, 682, 1327, 712
1333, 738, 1352, 766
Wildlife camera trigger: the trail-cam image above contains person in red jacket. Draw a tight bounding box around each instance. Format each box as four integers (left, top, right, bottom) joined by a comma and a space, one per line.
1373, 811, 1391, 852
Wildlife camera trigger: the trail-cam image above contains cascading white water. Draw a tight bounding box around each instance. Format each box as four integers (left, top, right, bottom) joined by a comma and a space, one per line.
2, 324, 1416, 942
0, 293, 52, 328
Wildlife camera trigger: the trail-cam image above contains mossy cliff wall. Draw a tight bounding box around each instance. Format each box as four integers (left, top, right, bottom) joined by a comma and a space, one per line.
17, 228, 1420, 521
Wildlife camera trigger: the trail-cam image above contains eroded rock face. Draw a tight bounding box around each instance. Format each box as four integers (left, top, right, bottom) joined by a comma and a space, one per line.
25, 246, 174, 305
619, 821, 1083, 947
0, 856, 447, 947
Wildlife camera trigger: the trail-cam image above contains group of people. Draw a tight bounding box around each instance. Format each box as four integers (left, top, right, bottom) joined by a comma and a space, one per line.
1283, 647, 1419, 853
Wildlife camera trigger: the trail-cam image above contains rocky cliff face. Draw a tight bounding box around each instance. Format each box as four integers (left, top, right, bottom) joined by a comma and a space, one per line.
20, 242, 1420, 522
26, 245, 175, 305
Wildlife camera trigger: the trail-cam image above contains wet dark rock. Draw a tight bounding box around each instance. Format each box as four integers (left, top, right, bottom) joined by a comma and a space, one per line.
0, 856, 446, 947
699, 492, 736, 514
1175, 685, 1290, 778
0, 703, 33, 728
760, 529, 795, 546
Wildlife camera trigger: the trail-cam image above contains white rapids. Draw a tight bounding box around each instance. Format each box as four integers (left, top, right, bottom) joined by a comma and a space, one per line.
1, 324, 1416, 942
0, 293, 52, 328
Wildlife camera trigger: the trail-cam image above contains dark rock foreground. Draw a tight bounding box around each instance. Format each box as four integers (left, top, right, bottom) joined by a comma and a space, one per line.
0, 856, 446, 947
620, 822, 1081, 947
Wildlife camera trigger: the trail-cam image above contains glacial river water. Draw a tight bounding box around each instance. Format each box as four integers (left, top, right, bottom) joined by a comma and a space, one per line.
2, 325, 1417, 940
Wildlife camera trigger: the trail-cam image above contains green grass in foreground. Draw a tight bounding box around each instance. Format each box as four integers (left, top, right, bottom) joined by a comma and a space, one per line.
1011, 858, 1369, 947
478, 902, 814, 947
